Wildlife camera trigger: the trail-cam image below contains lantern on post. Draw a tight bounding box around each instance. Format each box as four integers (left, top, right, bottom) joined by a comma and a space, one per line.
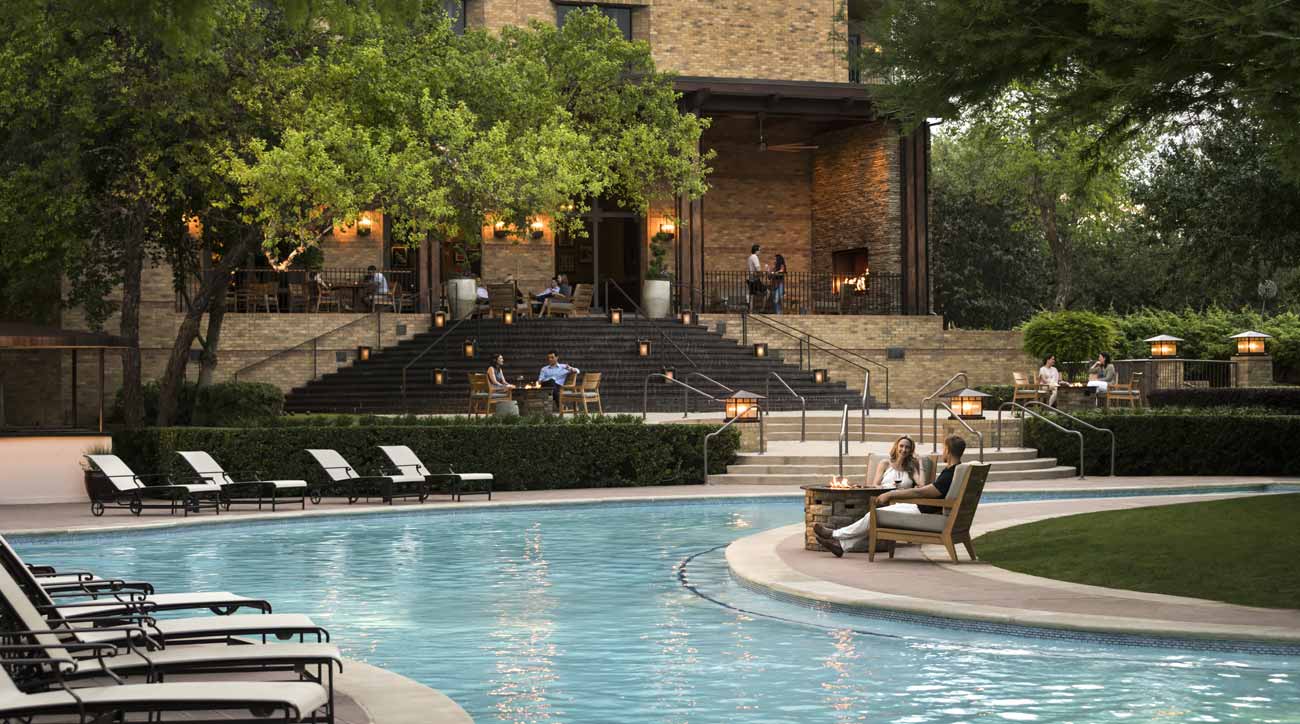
356, 346, 372, 362
434, 310, 447, 329
609, 308, 623, 325
638, 339, 652, 357
433, 368, 446, 385
1230, 330, 1271, 356
812, 369, 828, 385
943, 388, 990, 420
463, 338, 477, 358
679, 310, 694, 326
1145, 334, 1183, 358
502, 309, 515, 325
662, 367, 675, 383
753, 342, 768, 358
723, 390, 764, 422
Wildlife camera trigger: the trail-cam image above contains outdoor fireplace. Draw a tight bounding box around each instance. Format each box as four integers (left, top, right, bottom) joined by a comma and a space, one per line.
801, 481, 888, 552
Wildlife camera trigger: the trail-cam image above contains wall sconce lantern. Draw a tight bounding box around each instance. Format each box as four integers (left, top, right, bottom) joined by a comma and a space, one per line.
753, 342, 768, 358
943, 388, 991, 420
679, 310, 694, 326
723, 390, 764, 422
434, 310, 447, 329
529, 220, 545, 240
813, 369, 828, 385
662, 366, 675, 383
609, 308, 623, 325
357, 215, 373, 237
658, 221, 676, 237
463, 338, 477, 358
493, 220, 508, 239
1145, 334, 1183, 358
356, 345, 372, 362
433, 368, 446, 385
502, 309, 515, 325
1230, 330, 1271, 355
638, 339, 652, 357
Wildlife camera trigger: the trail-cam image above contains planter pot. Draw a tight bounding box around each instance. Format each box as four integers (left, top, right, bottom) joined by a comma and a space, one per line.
447, 278, 478, 320
642, 279, 671, 319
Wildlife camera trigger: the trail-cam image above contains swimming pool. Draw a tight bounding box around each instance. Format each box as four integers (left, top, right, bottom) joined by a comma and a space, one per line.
14, 494, 1299, 723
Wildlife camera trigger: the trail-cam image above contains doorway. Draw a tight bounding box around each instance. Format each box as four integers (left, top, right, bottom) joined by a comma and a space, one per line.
554, 199, 643, 310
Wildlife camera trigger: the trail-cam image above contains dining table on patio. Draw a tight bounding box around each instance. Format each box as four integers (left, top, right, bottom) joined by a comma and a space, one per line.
515, 382, 555, 416
329, 282, 368, 312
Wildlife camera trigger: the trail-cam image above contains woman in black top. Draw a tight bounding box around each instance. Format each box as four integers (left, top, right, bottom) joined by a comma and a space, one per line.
486, 354, 515, 393
770, 254, 787, 314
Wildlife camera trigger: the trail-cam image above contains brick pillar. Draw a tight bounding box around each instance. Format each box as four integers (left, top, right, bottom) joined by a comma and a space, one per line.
1231, 355, 1274, 387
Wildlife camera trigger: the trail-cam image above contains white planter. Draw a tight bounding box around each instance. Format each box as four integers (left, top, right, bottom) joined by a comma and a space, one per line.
642, 279, 671, 319
447, 278, 477, 320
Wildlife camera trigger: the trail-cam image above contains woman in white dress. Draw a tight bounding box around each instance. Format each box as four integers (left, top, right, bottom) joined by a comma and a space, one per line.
1037, 354, 1061, 406
814, 436, 921, 554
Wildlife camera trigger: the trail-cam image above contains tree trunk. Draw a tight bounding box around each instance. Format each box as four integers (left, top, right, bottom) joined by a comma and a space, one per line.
119, 225, 145, 427
1032, 170, 1071, 309
196, 254, 227, 387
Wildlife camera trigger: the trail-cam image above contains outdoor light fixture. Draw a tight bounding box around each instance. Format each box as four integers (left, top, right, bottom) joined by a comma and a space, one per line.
433, 368, 446, 385
1145, 334, 1182, 358
662, 366, 675, 383
638, 339, 652, 357
679, 310, 694, 326
609, 308, 623, 325
357, 215, 373, 236
1230, 330, 1272, 355
357, 345, 372, 362
434, 310, 447, 329
503, 309, 515, 325
529, 220, 545, 240
493, 220, 508, 239
943, 388, 991, 420
753, 342, 768, 358
659, 221, 676, 237
723, 390, 764, 422
813, 369, 828, 384
463, 338, 476, 358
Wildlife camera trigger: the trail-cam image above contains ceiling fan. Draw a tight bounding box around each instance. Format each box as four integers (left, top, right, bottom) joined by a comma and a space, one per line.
758, 114, 819, 153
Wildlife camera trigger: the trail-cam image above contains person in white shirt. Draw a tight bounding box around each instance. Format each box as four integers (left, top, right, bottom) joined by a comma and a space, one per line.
1037, 354, 1061, 406
746, 244, 763, 311
813, 436, 923, 555
366, 265, 389, 295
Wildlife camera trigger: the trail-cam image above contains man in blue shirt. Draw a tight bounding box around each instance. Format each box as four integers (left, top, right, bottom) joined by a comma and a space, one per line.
538, 351, 579, 404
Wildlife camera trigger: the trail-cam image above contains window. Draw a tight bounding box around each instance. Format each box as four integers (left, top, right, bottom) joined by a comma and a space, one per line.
443, 0, 466, 35
848, 33, 862, 83
556, 3, 632, 41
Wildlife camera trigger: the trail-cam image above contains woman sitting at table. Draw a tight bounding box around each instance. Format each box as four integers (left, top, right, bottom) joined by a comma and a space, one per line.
1038, 354, 1061, 406
487, 354, 515, 394
813, 436, 920, 556
1087, 352, 1117, 395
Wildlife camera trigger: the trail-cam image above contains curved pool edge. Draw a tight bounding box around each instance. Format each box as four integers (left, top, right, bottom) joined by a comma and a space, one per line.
725, 518, 1300, 650
339, 659, 473, 724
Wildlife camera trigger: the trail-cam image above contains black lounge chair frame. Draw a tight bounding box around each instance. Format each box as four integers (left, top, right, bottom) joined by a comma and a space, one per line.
310, 466, 433, 505
85, 471, 220, 518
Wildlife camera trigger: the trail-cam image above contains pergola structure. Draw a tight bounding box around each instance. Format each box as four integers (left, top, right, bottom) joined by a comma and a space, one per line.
0, 323, 130, 432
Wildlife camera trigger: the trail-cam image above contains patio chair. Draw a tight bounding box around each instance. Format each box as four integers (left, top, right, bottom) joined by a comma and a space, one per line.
1106, 371, 1143, 408
176, 450, 308, 511
304, 449, 433, 505
378, 445, 493, 502
542, 283, 593, 317
287, 281, 310, 312
468, 372, 511, 416
0, 566, 343, 721
487, 282, 527, 319
314, 285, 342, 312
250, 281, 280, 313
84, 454, 221, 518
866, 462, 992, 563
559, 372, 603, 415
1011, 371, 1041, 407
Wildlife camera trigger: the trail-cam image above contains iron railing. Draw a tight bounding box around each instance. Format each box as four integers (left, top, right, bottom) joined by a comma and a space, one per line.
1007, 401, 1115, 478
765, 372, 806, 442
995, 402, 1087, 479
178, 268, 419, 313
642, 373, 722, 420
232, 311, 382, 383
1115, 358, 1238, 398
697, 271, 903, 315
400, 317, 471, 408
919, 372, 968, 449
929, 400, 985, 462
744, 311, 890, 411
604, 278, 698, 369
837, 404, 849, 478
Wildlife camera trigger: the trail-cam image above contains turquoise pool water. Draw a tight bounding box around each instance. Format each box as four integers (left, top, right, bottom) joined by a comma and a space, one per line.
14, 495, 1299, 723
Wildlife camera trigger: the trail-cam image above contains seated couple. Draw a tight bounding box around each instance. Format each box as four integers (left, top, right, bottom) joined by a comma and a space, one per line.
813, 435, 967, 557
487, 351, 580, 405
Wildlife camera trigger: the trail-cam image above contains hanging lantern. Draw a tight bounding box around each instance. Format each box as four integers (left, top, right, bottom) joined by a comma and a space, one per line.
433, 368, 446, 385
1229, 330, 1271, 356
609, 308, 623, 325
638, 339, 652, 357
813, 369, 828, 385
753, 342, 767, 358
356, 346, 372, 362
463, 338, 477, 358
723, 390, 764, 422
943, 388, 991, 420
662, 367, 675, 383
679, 310, 694, 326
502, 309, 514, 326
434, 310, 447, 329
1145, 334, 1182, 358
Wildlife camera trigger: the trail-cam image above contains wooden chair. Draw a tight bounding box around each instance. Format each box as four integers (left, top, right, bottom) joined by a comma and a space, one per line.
314, 285, 341, 312
287, 282, 309, 313
542, 283, 593, 317
487, 283, 524, 319
559, 372, 603, 415
250, 281, 280, 313
1105, 371, 1143, 408
468, 373, 511, 416
1011, 371, 1041, 406
866, 462, 992, 563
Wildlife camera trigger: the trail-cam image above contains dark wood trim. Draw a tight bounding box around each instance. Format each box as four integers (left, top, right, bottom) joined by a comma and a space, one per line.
898, 122, 931, 315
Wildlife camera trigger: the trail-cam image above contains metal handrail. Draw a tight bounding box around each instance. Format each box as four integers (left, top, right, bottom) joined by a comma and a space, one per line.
642, 373, 721, 420
400, 317, 469, 407
837, 404, 849, 478
705, 413, 757, 483
1023, 401, 1114, 477
606, 278, 698, 369
995, 402, 1086, 478
920, 372, 969, 449
685, 372, 734, 416
765, 372, 806, 442
233, 311, 380, 383
930, 401, 985, 462
750, 312, 891, 409
740, 311, 887, 412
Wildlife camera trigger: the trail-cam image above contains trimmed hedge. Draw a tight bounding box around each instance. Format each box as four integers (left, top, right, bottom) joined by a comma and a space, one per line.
1148, 387, 1300, 414
114, 380, 284, 426
112, 418, 739, 490
974, 385, 1015, 410
1025, 409, 1300, 476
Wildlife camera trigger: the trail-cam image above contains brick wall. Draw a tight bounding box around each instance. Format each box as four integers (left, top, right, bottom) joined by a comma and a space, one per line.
479, 222, 556, 295
0, 351, 65, 427
812, 122, 902, 276
319, 215, 385, 269
702, 314, 1036, 407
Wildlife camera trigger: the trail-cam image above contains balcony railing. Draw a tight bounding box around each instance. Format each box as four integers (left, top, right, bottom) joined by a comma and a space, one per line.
176, 268, 420, 313
693, 271, 903, 315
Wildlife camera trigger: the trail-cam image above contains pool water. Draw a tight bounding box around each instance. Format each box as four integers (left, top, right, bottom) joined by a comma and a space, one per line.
14, 497, 1300, 723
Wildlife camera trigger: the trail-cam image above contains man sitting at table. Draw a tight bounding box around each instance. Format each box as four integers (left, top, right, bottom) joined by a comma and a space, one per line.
538, 351, 579, 404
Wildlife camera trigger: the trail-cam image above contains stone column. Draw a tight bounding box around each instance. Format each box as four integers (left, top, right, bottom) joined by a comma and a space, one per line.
1231, 355, 1274, 387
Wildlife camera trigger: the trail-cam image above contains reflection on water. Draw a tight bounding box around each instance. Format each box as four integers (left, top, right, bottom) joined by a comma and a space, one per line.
13, 500, 1300, 724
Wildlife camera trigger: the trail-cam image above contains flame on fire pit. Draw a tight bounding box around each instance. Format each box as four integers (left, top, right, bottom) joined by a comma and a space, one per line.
829, 476, 853, 488
523, 382, 542, 390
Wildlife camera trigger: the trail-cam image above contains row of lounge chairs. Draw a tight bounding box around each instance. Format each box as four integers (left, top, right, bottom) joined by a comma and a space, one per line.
85, 446, 493, 517
0, 536, 339, 722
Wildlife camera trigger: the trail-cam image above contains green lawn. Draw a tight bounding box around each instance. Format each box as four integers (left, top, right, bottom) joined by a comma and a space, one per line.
976, 493, 1300, 610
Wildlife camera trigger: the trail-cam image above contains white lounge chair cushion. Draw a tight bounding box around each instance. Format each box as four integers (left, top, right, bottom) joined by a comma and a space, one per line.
71, 642, 342, 676
874, 508, 947, 533
177, 451, 307, 490
56, 591, 261, 618
171, 483, 222, 495
456, 473, 493, 481
305, 449, 357, 481
388, 473, 426, 484
379, 445, 492, 481
73, 613, 320, 644
265, 479, 308, 489
4, 681, 327, 718
85, 455, 143, 492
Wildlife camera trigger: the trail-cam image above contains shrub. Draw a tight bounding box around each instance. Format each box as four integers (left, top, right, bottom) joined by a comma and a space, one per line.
1022, 310, 1117, 372
973, 385, 1015, 410
112, 418, 739, 490
1024, 409, 1300, 476
191, 382, 284, 426
1108, 307, 1300, 376
1148, 387, 1300, 414
113, 380, 199, 426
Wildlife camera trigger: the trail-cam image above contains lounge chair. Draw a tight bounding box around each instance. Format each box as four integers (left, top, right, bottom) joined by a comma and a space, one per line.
866, 462, 992, 563
378, 445, 493, 502
0, 566, 344, 722
558, 372, 603, 415
84, 454, 221, 517
541, 283, 593, 317
305, 449, 433, 504
176, 450, 308, 511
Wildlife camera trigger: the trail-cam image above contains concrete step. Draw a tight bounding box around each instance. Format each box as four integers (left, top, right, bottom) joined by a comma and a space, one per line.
733, 448, 1040, 465
726, 457, 1059, 475
708, 465, 1077, 485
765, 431, 939, 442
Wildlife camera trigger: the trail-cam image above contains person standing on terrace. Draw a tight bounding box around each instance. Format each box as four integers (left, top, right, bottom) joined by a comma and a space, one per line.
746, 244, 763, 311
538, 351, 579, 404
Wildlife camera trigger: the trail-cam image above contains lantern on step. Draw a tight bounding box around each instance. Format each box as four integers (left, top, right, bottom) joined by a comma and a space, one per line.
1145, 334, 1182, 358
753, 342, 768, 358
812, 368, 828, 385
1230, 330, 1271, 356
434, 310, 447, 329
679, 310, 694, 326
724, 390, 763, 422
609, 308, 623, 325
356, 345, 372, 362
433, 368, 446, 385
502, 309, 515, 325
638, 338, 652, 357
463, 338, 476, 358
943, 388, 990, 420
662, 366, 675, 383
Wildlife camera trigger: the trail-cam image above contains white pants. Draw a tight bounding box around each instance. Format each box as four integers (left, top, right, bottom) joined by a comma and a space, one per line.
1087, 380, 1109, 394
833, 504, 922, 549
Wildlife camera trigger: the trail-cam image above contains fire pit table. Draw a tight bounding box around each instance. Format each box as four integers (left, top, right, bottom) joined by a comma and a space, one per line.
801, 483, 890, 552
516, 384, 555, 417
